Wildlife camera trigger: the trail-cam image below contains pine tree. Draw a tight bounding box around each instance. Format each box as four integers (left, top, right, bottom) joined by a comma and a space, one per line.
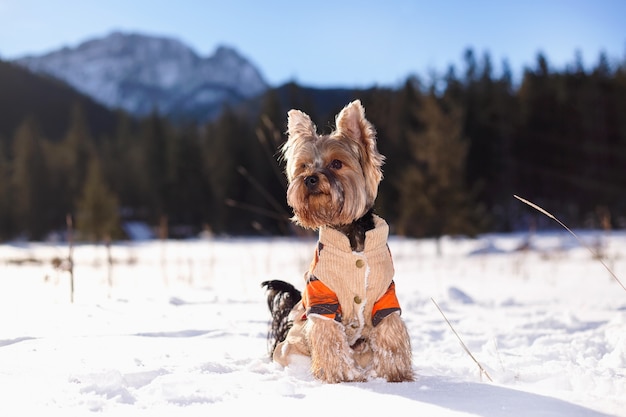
0, 139, 12, 239
375, 78, 424, 225
11, 117, 50, 239
138, 111, 173, 226
101, 112, 141, 210
165, 124, 211, 230
203, 107, 249, 234
76, 157, 120, 242
62, 104, 96, 193
50, 103, 97, 224
395, 91, 485, 238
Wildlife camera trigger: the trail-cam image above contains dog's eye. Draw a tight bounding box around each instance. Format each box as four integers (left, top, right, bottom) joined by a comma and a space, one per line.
329, 159, 342, 170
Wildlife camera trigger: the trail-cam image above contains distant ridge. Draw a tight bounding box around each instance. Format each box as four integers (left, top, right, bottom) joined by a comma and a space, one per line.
0, 59, 118, 141
14, 31, 269, 122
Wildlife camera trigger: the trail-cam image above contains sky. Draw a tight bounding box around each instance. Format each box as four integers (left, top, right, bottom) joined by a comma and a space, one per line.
0, 0, 625, 88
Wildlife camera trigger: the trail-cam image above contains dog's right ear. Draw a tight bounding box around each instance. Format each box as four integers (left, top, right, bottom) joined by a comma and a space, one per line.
287, 109, 317, 140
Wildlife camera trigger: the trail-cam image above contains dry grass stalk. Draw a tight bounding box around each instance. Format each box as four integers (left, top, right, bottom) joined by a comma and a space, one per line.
431, 298, 493, 382
66, 214, 75, 303
513, 195, 626, 293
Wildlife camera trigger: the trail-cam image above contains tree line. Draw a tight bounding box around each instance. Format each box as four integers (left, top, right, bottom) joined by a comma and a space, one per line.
0, 49, 625, 242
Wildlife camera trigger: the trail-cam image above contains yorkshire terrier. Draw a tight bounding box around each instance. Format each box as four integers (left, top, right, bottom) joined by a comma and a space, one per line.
262, 100, 413, 383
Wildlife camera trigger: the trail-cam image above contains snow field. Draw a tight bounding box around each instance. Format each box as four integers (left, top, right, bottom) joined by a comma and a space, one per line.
0, 232, 625, 416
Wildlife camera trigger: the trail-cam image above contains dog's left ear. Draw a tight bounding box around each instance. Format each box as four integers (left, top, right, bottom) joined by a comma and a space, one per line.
335, 100, 375, 144
335, 100, 385, 199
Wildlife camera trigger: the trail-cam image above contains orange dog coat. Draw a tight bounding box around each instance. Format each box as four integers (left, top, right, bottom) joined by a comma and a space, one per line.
273, 215, 401, 365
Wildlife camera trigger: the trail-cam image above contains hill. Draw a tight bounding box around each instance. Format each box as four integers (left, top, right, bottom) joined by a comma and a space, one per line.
14, 31, 269, 122
0, 59, 119, 141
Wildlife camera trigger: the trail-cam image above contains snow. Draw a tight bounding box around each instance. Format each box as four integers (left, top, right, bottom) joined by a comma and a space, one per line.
1, 231, 625, 416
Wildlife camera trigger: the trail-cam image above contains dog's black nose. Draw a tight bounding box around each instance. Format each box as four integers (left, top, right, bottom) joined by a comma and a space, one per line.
304, 175, 319, 190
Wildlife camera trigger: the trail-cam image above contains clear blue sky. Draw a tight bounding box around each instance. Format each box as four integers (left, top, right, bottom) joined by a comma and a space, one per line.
1, 0, 624, 88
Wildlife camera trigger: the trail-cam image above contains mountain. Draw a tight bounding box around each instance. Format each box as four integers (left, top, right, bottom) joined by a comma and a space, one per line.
14, 31, 269, 122
0, 59, 119, 142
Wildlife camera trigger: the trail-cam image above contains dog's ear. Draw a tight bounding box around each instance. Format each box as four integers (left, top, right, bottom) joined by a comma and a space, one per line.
281, 110, 318, 182
335, 100, 376, 147
287, 109, 317, 140
335, 100, 385, 200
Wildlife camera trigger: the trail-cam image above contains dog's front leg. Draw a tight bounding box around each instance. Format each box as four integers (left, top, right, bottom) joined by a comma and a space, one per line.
306, 317, 362, 383
370, 312, 414, 382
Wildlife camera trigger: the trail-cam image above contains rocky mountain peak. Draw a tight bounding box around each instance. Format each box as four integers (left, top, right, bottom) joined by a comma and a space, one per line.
14, 31, 269, 121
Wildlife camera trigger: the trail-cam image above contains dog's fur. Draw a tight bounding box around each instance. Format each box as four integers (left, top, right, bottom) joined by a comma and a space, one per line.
262, 100, 413, 383
261, 279, 301, 354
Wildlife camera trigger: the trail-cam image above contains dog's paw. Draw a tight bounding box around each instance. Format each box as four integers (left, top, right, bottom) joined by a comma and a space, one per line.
375, 361, 414, 382
313, 363, 365, 383
371, 342, 414, 382
307, 317, 365, 383
370, 313, 414, 382
311, 344, 365, 383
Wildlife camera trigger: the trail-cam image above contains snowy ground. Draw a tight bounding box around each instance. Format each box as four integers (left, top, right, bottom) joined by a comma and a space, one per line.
0, 230, 625, 416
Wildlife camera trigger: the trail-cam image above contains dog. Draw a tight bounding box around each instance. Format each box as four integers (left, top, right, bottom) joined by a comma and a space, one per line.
262, 100, 413, 383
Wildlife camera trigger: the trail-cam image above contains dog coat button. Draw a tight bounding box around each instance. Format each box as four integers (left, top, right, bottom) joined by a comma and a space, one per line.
354, 295, 362, 304
355, 259, 365, 268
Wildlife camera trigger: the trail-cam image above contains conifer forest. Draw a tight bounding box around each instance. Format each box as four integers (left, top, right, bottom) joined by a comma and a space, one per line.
1, 49, 625, 241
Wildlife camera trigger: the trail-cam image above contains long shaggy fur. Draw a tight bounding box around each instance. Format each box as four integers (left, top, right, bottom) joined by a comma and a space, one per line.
306, 317, 364, 383
261, 280, 302, 356
281, 101, 384, 229
263, 100, 413, 383
369, 312, 414, 382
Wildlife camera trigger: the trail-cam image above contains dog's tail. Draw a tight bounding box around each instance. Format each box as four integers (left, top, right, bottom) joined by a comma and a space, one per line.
261, 280, 302, 357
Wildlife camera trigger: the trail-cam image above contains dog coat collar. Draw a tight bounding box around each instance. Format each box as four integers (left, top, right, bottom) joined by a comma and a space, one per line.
318, 214, 390, 254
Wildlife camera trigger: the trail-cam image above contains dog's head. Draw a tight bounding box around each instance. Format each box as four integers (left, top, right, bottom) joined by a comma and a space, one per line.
280, 100, 384, 229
